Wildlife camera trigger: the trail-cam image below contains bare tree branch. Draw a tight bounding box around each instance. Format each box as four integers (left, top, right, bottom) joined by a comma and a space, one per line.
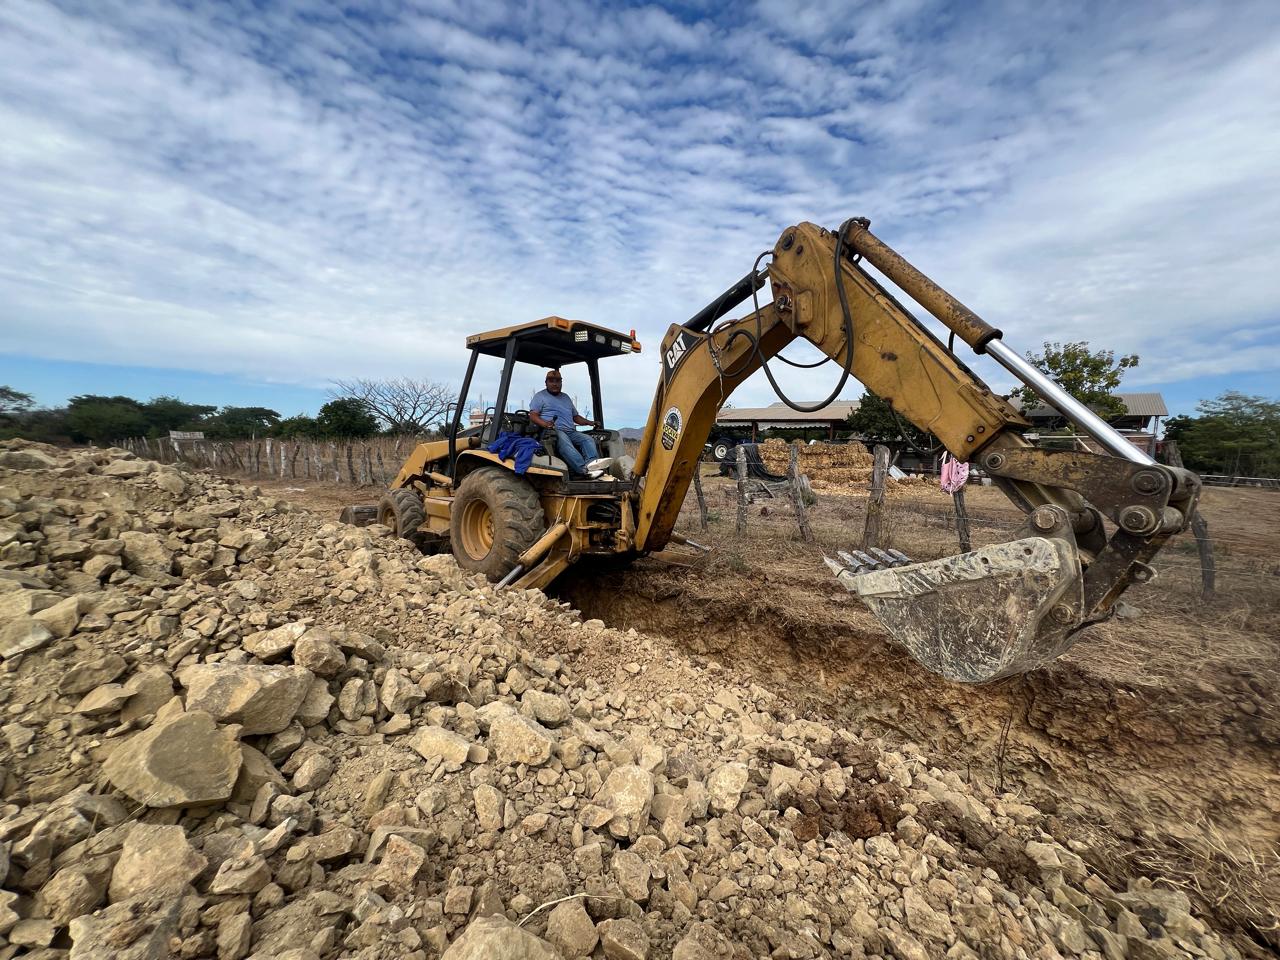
329, 378, 456, 433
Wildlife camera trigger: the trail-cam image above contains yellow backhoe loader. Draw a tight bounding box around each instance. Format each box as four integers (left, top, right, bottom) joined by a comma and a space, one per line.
342, 218, 1199, 683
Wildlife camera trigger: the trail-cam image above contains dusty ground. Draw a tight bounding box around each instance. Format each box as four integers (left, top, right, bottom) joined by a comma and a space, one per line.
249, 470, 1280, 957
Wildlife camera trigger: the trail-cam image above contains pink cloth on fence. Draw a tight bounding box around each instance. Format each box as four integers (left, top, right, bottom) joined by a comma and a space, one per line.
940, 453, 970, 494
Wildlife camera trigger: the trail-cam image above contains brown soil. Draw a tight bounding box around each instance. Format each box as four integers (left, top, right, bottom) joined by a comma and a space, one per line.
256, 469, 1280, 956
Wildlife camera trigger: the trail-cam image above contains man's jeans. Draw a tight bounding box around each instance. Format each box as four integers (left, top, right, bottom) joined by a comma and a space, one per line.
555, 429, 599, 474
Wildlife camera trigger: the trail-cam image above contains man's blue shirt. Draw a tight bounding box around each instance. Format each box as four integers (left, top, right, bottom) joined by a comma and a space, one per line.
529, 389, 580, 432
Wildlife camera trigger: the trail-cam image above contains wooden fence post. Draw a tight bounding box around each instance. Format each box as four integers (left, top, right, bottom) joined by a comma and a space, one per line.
692, 465, 709, 531
787, 445, 814, 542
953, 488, 972, 553
735, 445, 748, 535
1163, 441, 1215, 601
863, 444, 890, 549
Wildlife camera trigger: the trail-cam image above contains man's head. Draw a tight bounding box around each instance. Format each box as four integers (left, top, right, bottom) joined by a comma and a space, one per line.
544, 369, 563, 395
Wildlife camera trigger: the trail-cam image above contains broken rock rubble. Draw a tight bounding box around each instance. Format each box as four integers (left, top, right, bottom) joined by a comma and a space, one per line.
0, 440, 1245, 960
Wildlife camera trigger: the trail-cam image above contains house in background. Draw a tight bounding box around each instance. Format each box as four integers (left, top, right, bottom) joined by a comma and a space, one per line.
1017, 392, 1168, 456
713, 400, 861, 442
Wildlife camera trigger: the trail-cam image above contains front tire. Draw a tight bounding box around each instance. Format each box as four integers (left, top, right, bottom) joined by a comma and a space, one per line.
712, 438, 733, 462
450, 467, 544, 580
378, 488, 426, 544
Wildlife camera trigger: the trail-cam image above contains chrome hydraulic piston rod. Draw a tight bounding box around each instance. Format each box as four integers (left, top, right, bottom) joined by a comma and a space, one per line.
984, 340, 1153, 466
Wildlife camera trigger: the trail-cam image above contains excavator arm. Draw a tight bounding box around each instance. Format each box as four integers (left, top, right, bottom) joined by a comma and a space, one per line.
631, 219, 1200, 682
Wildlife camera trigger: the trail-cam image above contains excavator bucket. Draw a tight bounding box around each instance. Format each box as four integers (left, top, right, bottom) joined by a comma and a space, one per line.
828, 536, 1084, 683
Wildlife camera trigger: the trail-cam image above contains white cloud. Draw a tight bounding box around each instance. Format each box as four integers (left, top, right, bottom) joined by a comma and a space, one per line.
1, 0, 1278, 422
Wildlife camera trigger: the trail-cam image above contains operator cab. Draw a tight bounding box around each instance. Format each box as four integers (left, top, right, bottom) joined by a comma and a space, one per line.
448, 316, 641, 480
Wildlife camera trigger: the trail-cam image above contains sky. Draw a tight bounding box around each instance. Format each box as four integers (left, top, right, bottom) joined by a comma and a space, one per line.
2, 0, 1278, 427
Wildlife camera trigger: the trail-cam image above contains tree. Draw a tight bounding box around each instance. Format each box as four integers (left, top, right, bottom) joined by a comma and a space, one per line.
1164, 392, 1280, 477
330, 378, 454, 433
0, 386, 34, 421
273, 414, 320, 439
64, 395, 149, 444
1010, 341, 1139, 420
316, 398, 378, 438
846, 390, 936, 448
140, 396, 217, 437
204, 406, 282, 439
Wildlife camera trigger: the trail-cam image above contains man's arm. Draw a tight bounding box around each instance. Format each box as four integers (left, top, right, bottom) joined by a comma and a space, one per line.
569, 400, 599, 428
528, 393, 554, 429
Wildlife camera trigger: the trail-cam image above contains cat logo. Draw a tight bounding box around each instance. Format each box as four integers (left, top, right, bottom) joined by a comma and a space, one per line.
660, 407, 682, 451
665, 336, 688, 369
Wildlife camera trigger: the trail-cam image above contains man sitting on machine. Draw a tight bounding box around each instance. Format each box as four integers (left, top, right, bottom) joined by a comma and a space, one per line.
529, 369, 601, 478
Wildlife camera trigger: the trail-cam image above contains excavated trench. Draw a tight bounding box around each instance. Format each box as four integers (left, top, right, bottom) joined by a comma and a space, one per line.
555, 562, 1280, 956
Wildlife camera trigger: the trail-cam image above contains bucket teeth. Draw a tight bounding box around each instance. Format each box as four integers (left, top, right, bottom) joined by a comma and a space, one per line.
829, 548, 913, 575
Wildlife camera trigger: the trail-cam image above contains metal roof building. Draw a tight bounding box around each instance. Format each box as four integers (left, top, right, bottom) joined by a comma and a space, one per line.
1019, 392, 1168, 420
714, 400, 860, 439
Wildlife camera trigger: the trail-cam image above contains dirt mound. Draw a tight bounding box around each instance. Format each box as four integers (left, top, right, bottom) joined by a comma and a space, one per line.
0, 439, 1251, 959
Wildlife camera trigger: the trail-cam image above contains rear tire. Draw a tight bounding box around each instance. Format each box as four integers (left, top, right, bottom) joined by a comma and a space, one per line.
450, 467, 545, 580
378, 488, 426, 544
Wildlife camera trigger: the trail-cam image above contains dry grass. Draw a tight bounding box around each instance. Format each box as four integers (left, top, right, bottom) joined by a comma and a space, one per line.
1089, 814, 1280, 949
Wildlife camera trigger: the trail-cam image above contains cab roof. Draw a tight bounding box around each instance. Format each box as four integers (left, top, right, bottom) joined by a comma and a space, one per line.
466, 317, 642, 368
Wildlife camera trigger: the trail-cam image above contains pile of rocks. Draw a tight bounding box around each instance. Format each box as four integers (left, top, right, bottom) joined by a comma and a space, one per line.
0, 440, 1240, 959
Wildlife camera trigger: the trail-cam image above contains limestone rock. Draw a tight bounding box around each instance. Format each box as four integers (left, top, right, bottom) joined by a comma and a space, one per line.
0, 616, 54, 659
121, 668, 176, 723
180, 663, 313, 735
216, 913, 252, 960
0, 587, 62, 619
209, 854, 272, 894
600, 918, 649, 960
595, 765, 654, 840
374, 835, 427, 886
84, 554, 122, 581
611, 850, 651, 902
0, 447, 59, 469
474, 784, 504, 832
34, 594, 87, 639
546, 899, 598, 957
522, 689, 570, 727
292, 753, 334, 792
441, 915, 559, 959
68, 892, 184, 959
295, 677, 335, 727
381, 668, 425, 714
243, 621, 308, 660
75, 682, 132, 715
292, 627, 345, 677
59, 654, 129, 696
231, 744, 288, 804
707, 762, 749, 814
488, 709, 555, 767
109, 824, 207, 902
120, 530, 173, 576
102, 458, 153, 478
410, 726, 472, 766
154, 470, 188, 496
38, 857, 111, 925
102, 710, 243, 808
302, 824, 361, 862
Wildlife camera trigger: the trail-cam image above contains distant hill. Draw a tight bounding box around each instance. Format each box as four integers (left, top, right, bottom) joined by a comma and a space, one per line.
618, 427, 645, 440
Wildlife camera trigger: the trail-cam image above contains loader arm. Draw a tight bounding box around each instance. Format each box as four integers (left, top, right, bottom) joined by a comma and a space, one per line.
631, 219, 1199, 681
